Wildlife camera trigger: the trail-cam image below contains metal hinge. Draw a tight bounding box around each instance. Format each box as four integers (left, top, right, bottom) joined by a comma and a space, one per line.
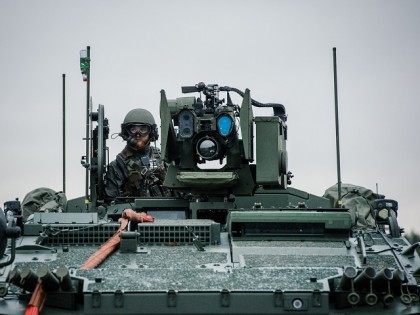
114, 290, 124, 308
92, 290, 101, 308
167, 290, 177, 307
221, 289, 230, 307
274, 289, 284, 307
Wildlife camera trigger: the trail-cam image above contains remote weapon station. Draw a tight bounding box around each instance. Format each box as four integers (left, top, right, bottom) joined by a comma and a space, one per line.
0, 48, 419, 314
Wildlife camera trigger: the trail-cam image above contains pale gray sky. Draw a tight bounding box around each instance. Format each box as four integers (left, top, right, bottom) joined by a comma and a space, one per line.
1, 0, 419, 232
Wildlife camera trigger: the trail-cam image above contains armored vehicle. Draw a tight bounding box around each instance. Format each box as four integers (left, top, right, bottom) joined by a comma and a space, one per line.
0, 50, 419, 315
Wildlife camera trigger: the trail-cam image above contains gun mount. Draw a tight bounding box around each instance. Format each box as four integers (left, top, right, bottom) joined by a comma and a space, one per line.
161, 82, 290, 197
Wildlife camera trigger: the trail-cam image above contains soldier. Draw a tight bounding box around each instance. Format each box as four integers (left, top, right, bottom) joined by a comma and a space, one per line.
104, 108, 169, 200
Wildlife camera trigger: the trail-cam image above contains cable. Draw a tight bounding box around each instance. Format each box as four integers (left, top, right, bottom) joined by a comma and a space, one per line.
219, 86, 285, 109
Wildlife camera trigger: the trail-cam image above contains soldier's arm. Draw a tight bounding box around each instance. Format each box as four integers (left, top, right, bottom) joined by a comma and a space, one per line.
104, 162, 124, 200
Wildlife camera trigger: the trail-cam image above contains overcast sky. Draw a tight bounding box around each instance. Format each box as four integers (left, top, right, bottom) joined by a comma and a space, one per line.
1, 0, 419, 233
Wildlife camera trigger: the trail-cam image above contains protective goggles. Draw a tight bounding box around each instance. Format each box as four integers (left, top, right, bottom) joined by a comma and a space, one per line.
128, 124, 151, 135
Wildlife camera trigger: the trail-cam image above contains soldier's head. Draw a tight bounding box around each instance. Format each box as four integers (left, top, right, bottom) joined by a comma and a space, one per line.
120, 108, 159, 151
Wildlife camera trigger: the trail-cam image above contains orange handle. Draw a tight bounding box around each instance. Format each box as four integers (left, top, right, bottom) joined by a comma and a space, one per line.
25, 282, 46, 315
24, 306, 39, 315
122, 209, 154, 223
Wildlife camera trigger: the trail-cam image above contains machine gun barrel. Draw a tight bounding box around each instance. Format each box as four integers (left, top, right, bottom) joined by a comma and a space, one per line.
181, 85, 200, 93
181, 82, 286, 118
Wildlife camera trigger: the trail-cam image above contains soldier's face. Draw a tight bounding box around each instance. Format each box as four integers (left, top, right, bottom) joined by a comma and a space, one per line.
133, 133, 150, 150
128, 124, 151, 150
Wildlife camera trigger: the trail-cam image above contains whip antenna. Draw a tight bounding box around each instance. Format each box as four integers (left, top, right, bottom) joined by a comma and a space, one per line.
333, 47, 342, 202
62, 74, 66, 193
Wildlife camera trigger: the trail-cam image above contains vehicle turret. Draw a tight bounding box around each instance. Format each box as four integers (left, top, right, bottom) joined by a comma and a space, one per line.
160, 82, 290, 196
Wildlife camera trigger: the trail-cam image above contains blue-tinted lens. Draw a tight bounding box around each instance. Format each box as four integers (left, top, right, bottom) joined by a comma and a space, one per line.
179, 110, 194, 138
217, 115, 233, 137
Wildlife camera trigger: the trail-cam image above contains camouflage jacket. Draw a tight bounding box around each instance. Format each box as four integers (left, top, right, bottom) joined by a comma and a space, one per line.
104, 145, 170, 200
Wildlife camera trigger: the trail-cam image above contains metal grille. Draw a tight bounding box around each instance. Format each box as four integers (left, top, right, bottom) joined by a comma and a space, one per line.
45, 224, 119, 245
138, 220, 213, 245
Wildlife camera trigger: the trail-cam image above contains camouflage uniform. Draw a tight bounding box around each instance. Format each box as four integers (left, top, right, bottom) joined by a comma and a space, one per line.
104, 145, 169, 200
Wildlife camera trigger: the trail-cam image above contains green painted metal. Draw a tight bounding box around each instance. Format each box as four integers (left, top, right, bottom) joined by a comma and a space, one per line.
159, 90, 171, 161
235, 187, 331, 209
239, 89, 253, 161
228, 210, 353, 229
255, 116, 287, 187
176, 171, 238, 186
167, 96, 196, 113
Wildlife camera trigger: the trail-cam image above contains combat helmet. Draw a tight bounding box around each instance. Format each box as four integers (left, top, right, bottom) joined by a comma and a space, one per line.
120, 108, 159, 142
